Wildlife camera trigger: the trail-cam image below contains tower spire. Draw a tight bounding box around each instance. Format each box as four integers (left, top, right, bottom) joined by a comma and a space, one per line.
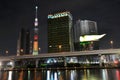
34, 6, 38, 27
33, 5, 39, 55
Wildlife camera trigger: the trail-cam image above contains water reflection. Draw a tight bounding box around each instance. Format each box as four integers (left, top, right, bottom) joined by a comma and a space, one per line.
0, 69, 120, 80
2, 71, 7, 80
116, 70, 120, 80
81, 69, 100, 80
47, 70, 59, 80
8, 71, 12, 80
102, 69, 108, 80
35, 70, 42, 80
18, 71, 23, 80
69, 70, 77, 80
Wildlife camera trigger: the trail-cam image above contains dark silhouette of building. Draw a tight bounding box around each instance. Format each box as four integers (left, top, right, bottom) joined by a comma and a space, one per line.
47, 11, 74, 53
25, 29, 30, 54
17, 28, 31, 55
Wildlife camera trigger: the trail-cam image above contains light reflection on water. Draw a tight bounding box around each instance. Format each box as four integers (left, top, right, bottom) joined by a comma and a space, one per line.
8, 71, 12, 80
116, 70, 120, 80
102, 69, 108, 80
18, 70, 23, 80
70, 70, 77, 80
0, 69, 120, 80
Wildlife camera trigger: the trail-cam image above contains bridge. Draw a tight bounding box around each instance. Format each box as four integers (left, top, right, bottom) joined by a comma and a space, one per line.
0, 49, 120, 69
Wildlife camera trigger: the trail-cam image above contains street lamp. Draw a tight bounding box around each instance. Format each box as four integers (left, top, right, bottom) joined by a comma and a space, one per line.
39, 47, 41, 53
110, 40, 113, 49
5, 50, 9, 55
20, 49, 23, 53
58, 45, 62, 52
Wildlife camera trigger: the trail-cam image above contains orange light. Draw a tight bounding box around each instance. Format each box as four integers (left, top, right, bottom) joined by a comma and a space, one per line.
33, 41, 38, 51
114, 60, 119, 64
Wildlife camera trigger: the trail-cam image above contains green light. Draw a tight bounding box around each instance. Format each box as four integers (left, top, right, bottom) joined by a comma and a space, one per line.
41, 64, 47, 67
80, 42, 91, 45
33, 51, 38, 55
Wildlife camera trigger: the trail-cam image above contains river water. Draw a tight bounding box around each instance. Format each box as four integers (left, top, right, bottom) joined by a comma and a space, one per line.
0, 69, 120, 80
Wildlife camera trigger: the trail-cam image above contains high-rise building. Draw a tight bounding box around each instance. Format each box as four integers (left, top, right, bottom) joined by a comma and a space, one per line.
33, 6, 39, 55
17, 28, 30, 56
73, 20, 81, 51
47, 11, 74, 53
79, 20, 97, 35
17, 28, 25, 55
81, 20, 97, 35
25, 29, 30, 54
74, 20, 98, 51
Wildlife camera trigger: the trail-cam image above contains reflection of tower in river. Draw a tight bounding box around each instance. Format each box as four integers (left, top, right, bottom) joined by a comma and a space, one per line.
33, 6, 39, 55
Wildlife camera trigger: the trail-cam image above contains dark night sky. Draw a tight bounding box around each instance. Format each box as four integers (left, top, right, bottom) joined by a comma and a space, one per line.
0, 0, 120, 55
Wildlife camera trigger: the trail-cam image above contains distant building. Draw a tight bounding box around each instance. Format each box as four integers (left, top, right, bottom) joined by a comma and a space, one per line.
25, 29, 30, 54
77, 20, 97, 35
73, 20, 81, 51
17, 28, 31, 56
73, 20, 99, 51
47, 11, 74, 53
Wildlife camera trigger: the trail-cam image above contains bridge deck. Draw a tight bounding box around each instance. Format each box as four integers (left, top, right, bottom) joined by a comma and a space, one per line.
0, 49, 120, 61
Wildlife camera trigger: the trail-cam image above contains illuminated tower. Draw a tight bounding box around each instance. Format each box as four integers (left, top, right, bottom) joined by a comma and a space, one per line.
33, 6, 39, 55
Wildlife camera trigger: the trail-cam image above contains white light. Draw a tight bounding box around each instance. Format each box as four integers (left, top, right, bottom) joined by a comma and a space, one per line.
35, 18, 38, 21
69, 57, 78, 63
54, 59, 57, 63
54, 72, 57, 80
36, 6, 38, 9
102, 69, 108, 80
9, 62, 13, 65
49, 45, 52, 47
47, 70, 50, 80
47, 59, 51, 64
8, 71, 13, 80
0, 62, 2, 66
80, 34, 106, 42
28, 70, 30, 80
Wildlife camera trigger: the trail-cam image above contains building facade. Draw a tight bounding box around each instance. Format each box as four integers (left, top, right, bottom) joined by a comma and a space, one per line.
47, 11, 74, 53
79, 20, 97, 35
74, 20, 98, 51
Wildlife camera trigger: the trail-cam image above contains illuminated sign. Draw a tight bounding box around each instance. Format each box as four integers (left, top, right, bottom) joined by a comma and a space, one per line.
48, 12, 69, 19
80, 34, 106, 42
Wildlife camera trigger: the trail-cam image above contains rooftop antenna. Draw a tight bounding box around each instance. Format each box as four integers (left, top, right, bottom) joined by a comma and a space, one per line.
34, 5, 38, 27
34, 0, 39, 26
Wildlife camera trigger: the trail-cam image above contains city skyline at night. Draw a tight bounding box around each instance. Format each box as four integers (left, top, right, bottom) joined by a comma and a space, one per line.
0, 0, 120, 55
